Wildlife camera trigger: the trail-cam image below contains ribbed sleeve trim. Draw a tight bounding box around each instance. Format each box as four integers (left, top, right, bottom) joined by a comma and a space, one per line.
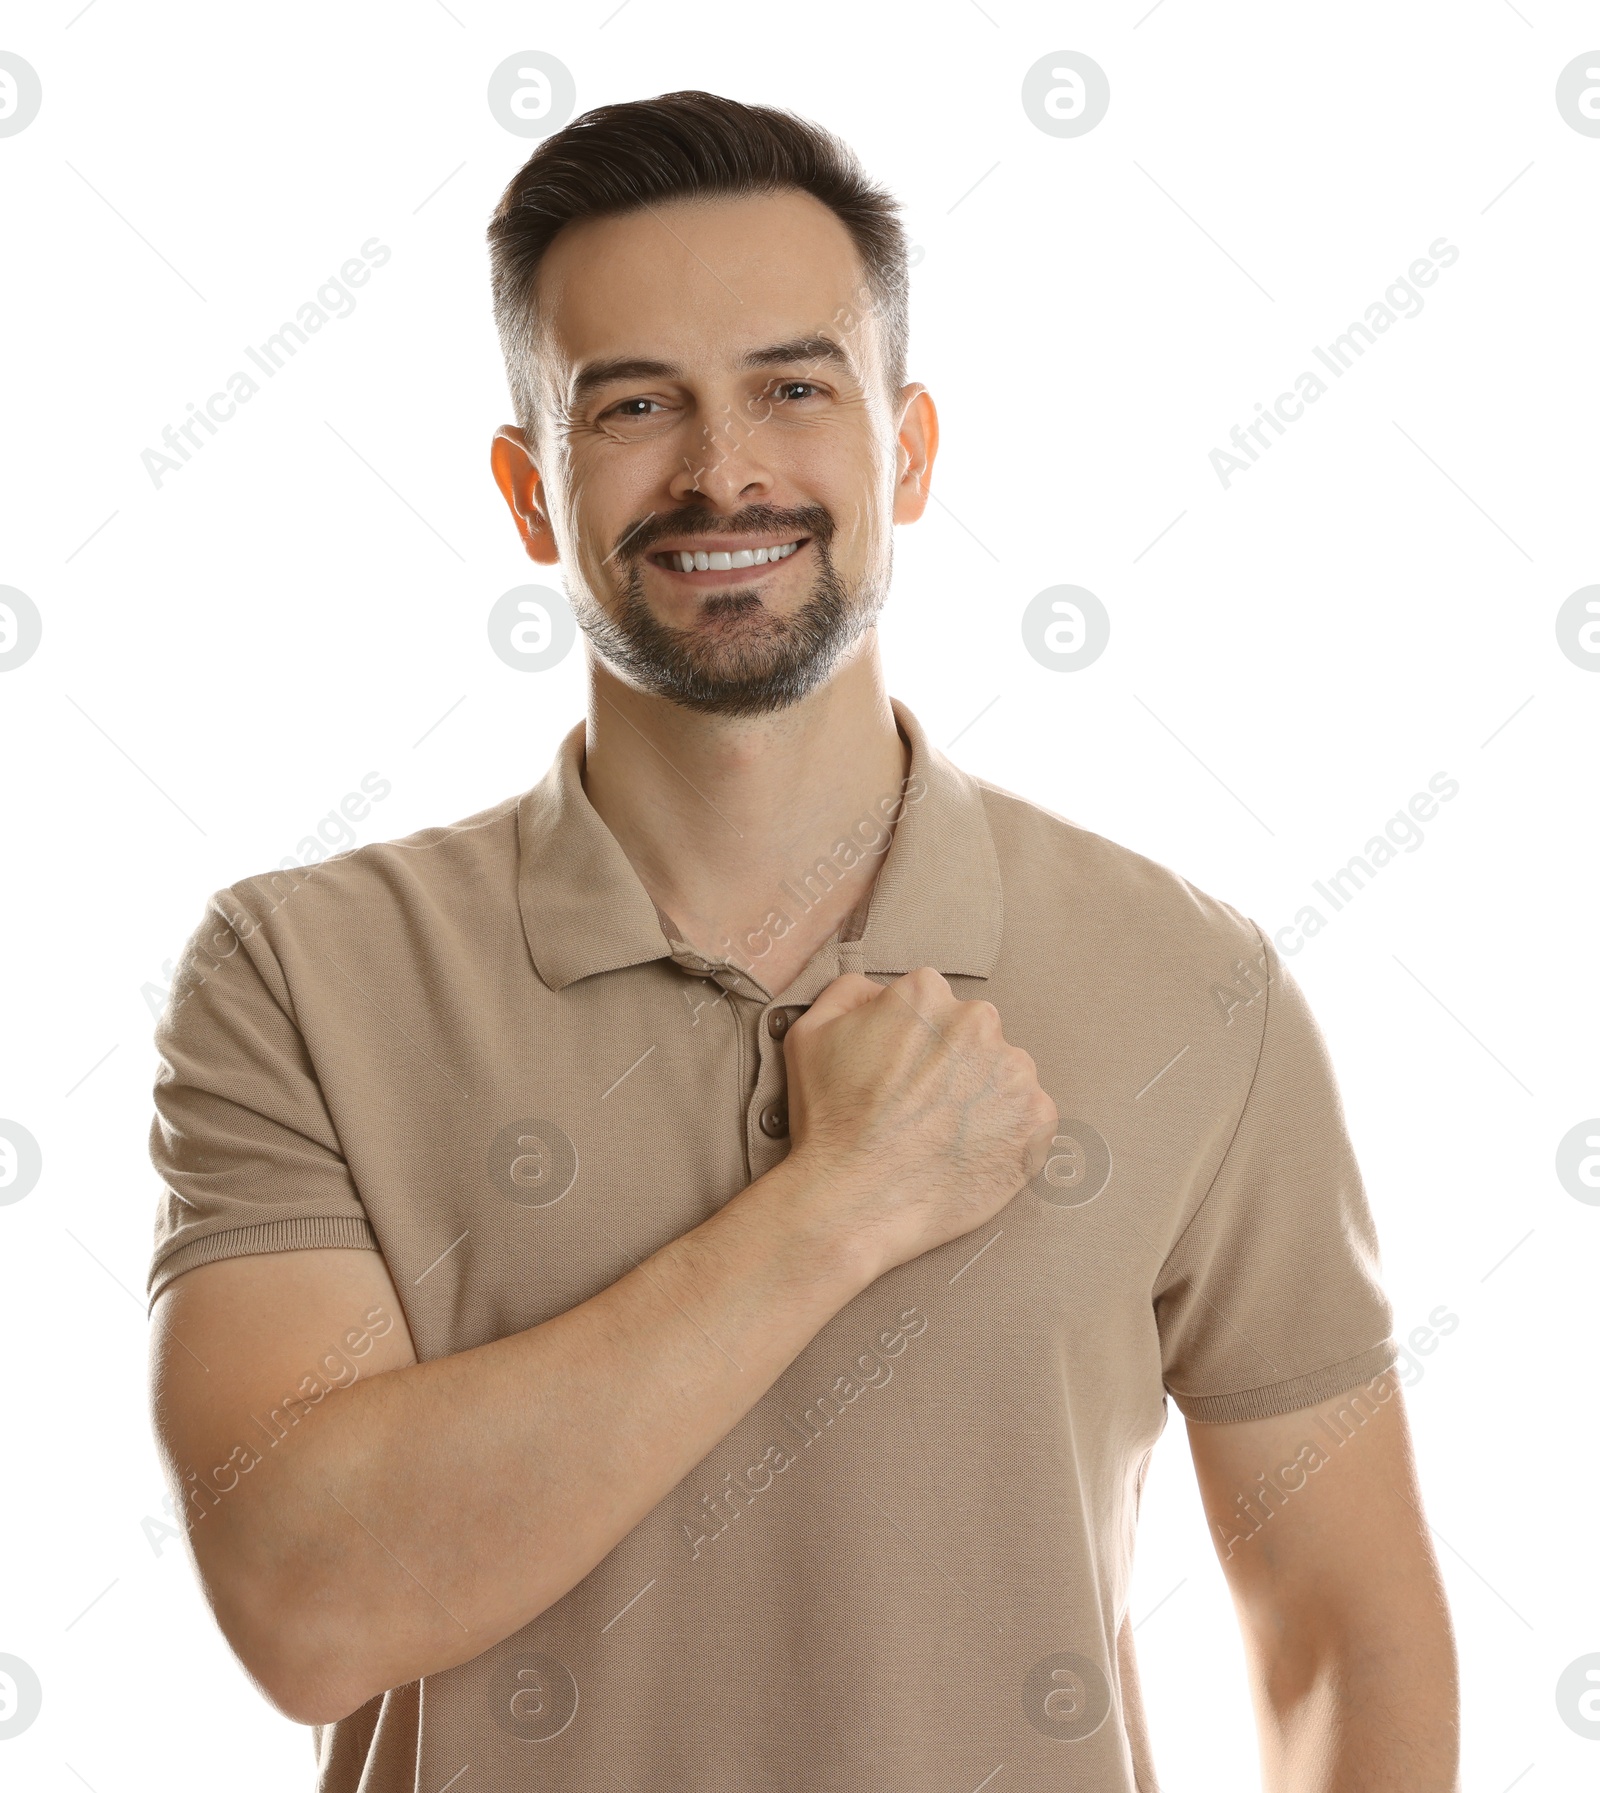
1170, 1338, 1400, 1425
146, 1215, 379, 1313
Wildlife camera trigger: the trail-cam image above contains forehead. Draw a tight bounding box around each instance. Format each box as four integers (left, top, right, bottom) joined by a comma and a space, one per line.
531, 187, 880, 391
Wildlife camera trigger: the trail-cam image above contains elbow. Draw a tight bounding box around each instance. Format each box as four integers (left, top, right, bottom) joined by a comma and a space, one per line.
267, 1676, 372, 1730
239, 1599, 385, 1728
240, 1623, 380, 1729
205, 1564, 380, 1728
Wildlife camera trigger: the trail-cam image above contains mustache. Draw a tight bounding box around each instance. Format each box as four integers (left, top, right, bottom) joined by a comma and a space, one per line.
614, 502, 835, 561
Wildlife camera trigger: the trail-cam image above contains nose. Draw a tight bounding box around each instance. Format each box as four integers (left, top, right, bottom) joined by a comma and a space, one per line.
669, 405, 776, 510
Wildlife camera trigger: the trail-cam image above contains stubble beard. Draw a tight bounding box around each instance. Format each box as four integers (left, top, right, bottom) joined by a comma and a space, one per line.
566, 516, 887, 719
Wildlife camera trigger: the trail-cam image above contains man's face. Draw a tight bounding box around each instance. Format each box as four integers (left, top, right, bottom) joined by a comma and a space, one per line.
491, 188, 935, 717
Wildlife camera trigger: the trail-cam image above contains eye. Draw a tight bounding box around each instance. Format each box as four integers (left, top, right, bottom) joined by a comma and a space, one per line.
772, 380, 824, 402
601, 397, 668, 421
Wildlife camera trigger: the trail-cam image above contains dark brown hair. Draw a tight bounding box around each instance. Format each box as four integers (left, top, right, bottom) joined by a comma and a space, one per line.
486, 90, 910, 440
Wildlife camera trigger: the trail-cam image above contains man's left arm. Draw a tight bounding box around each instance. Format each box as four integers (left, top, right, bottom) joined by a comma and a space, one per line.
1186, 1381, 1460, 1792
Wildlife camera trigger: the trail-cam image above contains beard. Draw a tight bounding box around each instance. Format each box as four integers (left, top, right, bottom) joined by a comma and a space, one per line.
565, 502, 886, 718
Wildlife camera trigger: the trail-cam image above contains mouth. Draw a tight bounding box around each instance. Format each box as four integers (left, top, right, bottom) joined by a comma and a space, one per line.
646, 537, 810, 582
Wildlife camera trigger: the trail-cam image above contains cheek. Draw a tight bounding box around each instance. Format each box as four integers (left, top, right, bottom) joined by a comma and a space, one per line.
828, 477, 893, 563
564, 451, 674, 553
790, 450, 881, 550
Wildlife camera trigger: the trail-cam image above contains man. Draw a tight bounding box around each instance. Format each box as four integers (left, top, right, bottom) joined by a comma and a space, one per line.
146, 90, 1459, 1791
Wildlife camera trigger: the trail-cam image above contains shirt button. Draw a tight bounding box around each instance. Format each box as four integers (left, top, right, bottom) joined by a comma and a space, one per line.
766, 1007, 792, 1039
758, 1099, 789, 1138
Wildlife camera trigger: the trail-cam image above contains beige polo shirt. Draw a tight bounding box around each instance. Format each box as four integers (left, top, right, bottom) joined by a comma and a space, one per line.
146, 695, 1396, 1791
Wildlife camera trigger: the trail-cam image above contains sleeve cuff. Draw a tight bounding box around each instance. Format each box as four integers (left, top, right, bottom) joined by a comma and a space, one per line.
1169, 1338, 1399, 1424
146, 1214, 379, 1313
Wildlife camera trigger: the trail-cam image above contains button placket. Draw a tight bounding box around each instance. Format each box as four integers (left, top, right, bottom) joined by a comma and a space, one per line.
750, 1002, 802, 1157
743, 948, 839, 1175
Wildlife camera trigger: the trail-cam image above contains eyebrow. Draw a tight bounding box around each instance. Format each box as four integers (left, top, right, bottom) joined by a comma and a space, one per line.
568, 335, 857, 409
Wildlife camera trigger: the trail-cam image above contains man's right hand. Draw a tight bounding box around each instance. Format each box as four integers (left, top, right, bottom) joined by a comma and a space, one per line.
779, 966, 1060, 1280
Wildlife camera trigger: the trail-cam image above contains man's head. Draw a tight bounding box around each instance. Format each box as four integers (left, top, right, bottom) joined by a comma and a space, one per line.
486, 91, 937, 718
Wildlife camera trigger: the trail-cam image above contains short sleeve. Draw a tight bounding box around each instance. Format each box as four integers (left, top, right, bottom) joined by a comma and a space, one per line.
145, 888, 378, 1312
1156, 926, 1396, 1422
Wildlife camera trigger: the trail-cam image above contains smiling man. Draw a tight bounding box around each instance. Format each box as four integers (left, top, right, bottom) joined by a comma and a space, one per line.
146, 92, 1459, 1791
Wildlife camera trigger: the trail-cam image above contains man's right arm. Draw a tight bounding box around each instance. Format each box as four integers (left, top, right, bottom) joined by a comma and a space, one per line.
148, 1158, 874, 1728
148, 965, 1060, 1728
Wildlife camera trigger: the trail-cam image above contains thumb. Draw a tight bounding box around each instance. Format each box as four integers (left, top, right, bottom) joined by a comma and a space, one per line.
789, 970, 889, 1036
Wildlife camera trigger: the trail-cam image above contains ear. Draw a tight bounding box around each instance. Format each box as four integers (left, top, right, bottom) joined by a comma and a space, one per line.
490, 425, 560, 565
891, 385, 939, 526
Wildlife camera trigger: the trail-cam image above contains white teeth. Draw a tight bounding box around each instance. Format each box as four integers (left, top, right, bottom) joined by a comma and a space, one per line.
666, 541, 799, 573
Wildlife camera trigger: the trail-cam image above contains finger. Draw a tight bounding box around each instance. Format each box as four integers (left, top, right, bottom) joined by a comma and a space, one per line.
790, 971, 889, 1032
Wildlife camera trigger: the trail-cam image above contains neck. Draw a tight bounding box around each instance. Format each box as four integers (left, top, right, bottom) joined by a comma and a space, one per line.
578, 638, 910, 983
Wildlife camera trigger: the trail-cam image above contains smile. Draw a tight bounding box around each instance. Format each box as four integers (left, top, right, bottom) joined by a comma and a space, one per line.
649, 538, 807, 574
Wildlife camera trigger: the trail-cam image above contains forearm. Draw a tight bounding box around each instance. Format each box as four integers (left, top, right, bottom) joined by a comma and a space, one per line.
212, 1158, 873, 1723
1248, 1601, 1460, 1791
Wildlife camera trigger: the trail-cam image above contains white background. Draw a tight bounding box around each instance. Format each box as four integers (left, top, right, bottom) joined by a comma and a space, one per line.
1, 2, 1596, 1788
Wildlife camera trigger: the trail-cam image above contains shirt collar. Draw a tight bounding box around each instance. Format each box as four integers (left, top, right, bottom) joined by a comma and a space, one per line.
517, 696, 1003, 995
